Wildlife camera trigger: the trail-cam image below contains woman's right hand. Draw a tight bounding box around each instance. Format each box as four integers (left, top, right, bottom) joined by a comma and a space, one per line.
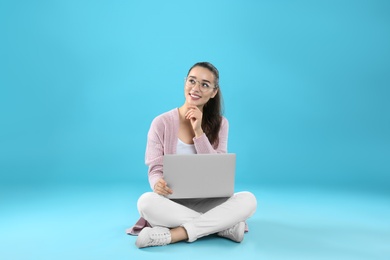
153, 178, 173, 196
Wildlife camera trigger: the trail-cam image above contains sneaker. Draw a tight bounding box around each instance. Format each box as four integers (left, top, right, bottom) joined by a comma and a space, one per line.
135, 227, 171, 248
217, 222, 245, 242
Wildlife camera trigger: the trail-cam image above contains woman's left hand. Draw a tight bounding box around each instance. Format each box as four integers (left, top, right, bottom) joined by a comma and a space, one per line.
185, 106, 204, 137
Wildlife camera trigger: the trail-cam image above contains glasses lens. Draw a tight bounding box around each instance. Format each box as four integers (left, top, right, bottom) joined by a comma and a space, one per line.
185, 77, 214, 92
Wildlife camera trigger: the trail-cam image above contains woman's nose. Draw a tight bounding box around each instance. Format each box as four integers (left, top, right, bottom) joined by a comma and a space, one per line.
192, 81, 201, 91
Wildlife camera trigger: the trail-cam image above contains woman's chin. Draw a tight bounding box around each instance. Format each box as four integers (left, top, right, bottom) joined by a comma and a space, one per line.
185, 97, 198, 105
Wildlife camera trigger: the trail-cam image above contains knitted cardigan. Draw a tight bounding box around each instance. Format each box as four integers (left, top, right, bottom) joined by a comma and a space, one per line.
146, 108, 229, 190
126, 108, 229, 235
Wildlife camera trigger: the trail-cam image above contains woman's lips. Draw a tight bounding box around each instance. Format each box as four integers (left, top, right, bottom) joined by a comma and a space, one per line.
189, 93, 201, 100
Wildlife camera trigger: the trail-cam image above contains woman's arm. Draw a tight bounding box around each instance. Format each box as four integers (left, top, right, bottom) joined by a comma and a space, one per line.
146, 113, 229, 189
145, 118, 165, 190
193, 117, 229, 154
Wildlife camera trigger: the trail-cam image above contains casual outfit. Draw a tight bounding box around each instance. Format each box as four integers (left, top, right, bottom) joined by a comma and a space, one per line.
127, 108, 257, 245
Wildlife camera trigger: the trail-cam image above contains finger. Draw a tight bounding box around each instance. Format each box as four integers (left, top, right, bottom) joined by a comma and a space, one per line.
187, 105, 198, 111
185, 106, 198, 115
185, 110, 193, 118
154, 182, 165, 194
159, 179, 167, 186
155, 187, 167, 196
185, 112, 191, 119
158, 189, 167, 195
159, 189, 170, 196
164, 185, 173, 194
162, 183, 172, 194
158, 179, 168, 190
185, 112, 192, 120
156, 181, 172, 195
186, 111, 197, 120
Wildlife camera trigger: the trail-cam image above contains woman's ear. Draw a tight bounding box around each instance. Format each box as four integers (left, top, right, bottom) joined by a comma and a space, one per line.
211, 88, 218, 98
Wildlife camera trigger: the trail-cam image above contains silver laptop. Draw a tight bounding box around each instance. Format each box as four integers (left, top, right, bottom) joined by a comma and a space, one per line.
163, 153, 236, 199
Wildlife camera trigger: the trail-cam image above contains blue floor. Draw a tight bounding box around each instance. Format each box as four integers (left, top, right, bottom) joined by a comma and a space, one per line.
1, 182, 389, 260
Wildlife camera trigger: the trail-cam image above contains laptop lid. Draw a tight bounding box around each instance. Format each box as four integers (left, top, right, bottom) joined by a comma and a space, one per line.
163, 153, 236, 199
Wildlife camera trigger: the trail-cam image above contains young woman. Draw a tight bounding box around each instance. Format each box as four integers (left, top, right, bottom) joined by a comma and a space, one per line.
128, 62, 257, 248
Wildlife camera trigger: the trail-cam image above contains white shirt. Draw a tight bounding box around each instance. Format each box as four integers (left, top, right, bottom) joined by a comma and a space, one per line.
176, 138, 196, 154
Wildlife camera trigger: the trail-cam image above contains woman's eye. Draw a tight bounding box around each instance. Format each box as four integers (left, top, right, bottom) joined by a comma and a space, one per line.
189, 79, 196, 84
202, 83, 210, 88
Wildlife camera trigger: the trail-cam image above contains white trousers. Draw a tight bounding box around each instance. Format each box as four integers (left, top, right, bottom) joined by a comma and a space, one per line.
137, 191, 257, 242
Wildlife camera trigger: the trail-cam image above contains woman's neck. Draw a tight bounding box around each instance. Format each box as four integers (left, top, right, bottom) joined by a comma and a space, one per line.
178, 106, 188, 123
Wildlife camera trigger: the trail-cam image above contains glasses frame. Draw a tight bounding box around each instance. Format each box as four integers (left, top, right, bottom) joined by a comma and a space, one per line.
184, 77, 218, 92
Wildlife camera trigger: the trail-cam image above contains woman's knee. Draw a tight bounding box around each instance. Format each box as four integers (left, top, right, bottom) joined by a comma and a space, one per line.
137, 192, 159, 214
236, 191, 257, 214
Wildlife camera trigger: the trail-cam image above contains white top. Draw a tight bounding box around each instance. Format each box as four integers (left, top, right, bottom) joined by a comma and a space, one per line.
176, 138, 196, 154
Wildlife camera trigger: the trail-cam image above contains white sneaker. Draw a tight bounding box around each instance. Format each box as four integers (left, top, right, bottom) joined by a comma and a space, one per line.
217, 222, 245, 242
135, 227, 171, 248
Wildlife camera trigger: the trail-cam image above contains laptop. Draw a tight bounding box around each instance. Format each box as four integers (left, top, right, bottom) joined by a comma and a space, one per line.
163, 153, 236, 199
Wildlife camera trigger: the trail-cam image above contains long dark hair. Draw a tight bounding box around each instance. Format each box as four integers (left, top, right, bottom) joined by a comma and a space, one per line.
187, 62, 223, 147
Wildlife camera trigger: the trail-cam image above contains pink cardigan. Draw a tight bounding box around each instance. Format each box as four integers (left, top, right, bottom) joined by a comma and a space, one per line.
126, 108, 229, 235
145, 108, 229, 190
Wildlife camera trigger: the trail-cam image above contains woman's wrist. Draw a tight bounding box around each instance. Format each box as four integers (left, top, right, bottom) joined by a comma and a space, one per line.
194, 129, 204, 138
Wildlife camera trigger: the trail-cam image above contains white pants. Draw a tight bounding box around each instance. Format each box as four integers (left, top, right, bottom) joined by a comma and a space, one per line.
137, 191, 257, 242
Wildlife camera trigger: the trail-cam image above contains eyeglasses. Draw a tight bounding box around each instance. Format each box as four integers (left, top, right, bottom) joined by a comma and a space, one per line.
184, 77, 217, 92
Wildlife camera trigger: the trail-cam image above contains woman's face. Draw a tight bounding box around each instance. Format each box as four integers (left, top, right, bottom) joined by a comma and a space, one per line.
184, 66, 218, 108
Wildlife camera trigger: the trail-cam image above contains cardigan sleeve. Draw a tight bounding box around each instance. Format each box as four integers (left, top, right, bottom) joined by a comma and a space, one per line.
193, 117, 229, 154
145, 117, 165, 190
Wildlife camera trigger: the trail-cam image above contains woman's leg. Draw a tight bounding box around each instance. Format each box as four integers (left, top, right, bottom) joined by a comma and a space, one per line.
137, 192, 205, 244
137, 191, 257, 244
182, 191, 257, 242
137, 192, 201, 229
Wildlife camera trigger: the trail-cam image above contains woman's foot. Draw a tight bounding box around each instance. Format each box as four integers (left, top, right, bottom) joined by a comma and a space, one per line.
135, 227, 171, 248
217, 222, 245, 242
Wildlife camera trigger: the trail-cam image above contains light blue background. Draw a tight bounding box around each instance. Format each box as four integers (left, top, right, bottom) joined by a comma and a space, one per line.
1, 1, 390, 259
1, 0, 389, 190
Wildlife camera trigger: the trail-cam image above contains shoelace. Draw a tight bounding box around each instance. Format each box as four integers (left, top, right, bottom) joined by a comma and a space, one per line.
149, 232, 170, 246
220, 227, 234, 236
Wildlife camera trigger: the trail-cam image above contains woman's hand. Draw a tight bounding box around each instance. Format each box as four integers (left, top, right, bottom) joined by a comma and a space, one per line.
185, 106, 204, 137
153, 178, 173, 196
